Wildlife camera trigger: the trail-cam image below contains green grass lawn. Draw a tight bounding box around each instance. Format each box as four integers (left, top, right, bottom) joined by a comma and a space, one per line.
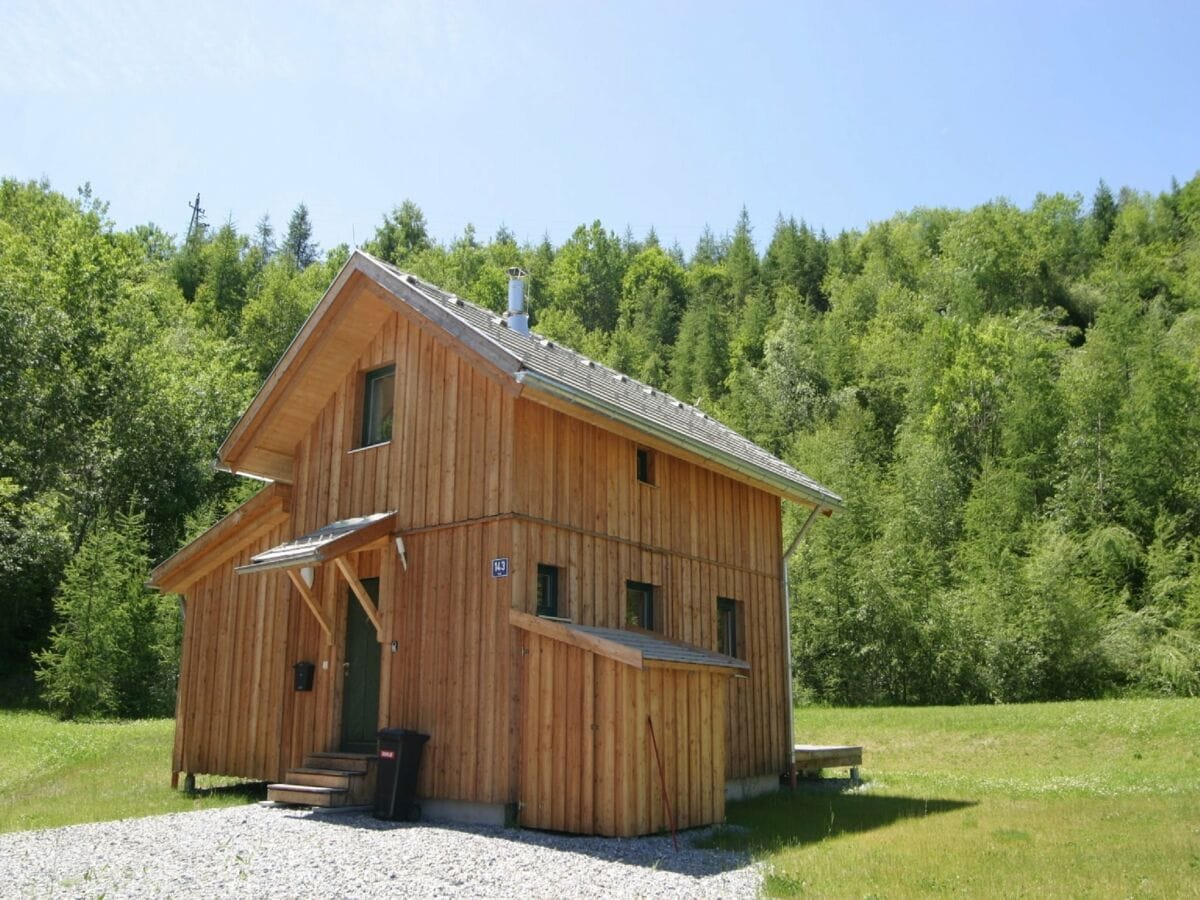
0, 711, 261, 834
704, 698, 1200, 897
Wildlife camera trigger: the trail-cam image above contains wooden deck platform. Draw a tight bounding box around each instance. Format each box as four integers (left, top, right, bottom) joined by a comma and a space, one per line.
794, 744, 863, 778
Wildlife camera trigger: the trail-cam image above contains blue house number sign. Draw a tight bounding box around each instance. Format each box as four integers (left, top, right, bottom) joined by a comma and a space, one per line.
491, 557, 509, 578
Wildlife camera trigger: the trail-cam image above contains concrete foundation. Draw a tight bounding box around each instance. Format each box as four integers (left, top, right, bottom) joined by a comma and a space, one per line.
419, 798, 519, 827
724, 774, 780, 801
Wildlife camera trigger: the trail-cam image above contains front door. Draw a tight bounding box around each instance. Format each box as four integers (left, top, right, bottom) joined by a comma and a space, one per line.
340, 577, 381, 752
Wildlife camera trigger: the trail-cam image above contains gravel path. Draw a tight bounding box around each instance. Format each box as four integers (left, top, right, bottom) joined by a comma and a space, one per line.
0, 803, 761, 898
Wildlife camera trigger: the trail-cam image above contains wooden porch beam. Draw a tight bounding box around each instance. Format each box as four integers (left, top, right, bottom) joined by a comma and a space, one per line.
334, 556, 384, 642
285, 569, 334, 645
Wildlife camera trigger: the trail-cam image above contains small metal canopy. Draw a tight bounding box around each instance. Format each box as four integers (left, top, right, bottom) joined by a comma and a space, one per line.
235, 511, 397, 575
236, 511, 398, 645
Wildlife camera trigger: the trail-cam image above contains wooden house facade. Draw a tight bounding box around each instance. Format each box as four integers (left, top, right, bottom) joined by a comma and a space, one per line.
149, 251, 841, 836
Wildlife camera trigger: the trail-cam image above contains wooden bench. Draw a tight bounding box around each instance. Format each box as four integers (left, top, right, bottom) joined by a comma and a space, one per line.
794, 744, 863, 780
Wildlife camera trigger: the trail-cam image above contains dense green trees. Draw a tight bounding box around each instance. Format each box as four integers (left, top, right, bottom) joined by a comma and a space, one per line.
3, 172, 1198, 716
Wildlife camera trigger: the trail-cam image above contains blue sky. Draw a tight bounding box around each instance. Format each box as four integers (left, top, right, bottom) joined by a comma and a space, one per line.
2, 0, 1197, 253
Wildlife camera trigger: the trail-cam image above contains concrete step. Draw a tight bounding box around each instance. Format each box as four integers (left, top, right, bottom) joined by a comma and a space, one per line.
267, 783, 348, 807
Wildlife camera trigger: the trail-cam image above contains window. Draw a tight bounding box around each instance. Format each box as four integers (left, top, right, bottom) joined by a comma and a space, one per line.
361, 365, 395, 447
536, 564, 559, 618
636, 447, 655, 485
717, 597, 742, 658
626, 580, 656, 631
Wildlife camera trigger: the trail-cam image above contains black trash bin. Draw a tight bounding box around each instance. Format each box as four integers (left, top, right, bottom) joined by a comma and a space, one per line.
292, 660, 315, 692
374, 728, 430, 821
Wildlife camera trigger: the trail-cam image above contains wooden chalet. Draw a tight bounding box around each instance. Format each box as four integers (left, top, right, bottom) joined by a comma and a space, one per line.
149, 251, 842, 836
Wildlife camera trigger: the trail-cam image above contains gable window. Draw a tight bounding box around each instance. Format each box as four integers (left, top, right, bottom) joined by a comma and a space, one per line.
636, 447, 655, 485
536, 564, 560, 618
361, 365, 395, 447
625, 580, 657, 631
717, 597, 742, 658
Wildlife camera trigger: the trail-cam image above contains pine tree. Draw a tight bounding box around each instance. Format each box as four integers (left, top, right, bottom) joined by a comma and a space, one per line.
283, 202, 319, 270
35, 510, 180, 719
255, 213, 276, 261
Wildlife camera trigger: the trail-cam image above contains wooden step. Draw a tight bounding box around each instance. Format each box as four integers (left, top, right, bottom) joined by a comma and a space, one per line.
305, 751, 376, 773
284, 768, 355, 790
267, 783, 348, 807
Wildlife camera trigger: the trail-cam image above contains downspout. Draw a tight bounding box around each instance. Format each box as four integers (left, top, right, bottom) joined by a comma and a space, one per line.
783, 504, 821, 790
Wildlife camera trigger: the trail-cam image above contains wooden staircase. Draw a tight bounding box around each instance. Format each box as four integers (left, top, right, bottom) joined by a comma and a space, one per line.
267, 751, 377, 808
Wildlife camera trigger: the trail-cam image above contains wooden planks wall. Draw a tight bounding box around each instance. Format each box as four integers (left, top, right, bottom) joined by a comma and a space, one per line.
174, 301, 790, 798
510, 403, 789, 781
288, 308, 514, 539
173, 520, 293, 781
517, 628, 727, 836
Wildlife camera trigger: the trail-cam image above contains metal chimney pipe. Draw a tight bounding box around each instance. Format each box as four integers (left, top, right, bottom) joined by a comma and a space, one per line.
506, 266, 529, 335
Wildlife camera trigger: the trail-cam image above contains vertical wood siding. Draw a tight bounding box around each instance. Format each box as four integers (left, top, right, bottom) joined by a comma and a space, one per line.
510, 402, 788, 781
173, 305, 789, 800
517, 629, 727, 836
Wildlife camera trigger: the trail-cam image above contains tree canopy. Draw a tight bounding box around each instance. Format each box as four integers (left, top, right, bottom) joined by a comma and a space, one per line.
2, 172, 1199, 714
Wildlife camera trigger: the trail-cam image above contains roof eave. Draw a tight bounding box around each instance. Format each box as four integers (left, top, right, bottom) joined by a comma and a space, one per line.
513, 369, 843, 513
217, 254, 369, 473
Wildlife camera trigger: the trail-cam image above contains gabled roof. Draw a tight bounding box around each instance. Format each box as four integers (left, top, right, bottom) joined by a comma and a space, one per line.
218, 250, 841, 511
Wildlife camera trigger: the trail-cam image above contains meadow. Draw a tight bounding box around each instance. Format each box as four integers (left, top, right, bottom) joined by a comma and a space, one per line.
3, 699, 1197, 897
706, 698, 1200, 897
0, 712, 260, 834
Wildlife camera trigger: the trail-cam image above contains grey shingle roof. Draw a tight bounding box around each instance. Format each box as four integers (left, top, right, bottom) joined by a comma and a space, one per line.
235, 512, 392, 574
571, 624, 750, 672
362, 253, 841, 510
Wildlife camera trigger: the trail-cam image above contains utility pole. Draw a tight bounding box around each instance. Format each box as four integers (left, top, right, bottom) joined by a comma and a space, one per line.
187, 193, 207, 239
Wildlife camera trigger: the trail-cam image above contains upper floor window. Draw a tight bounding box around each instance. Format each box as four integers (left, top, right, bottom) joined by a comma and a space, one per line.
636, 447, 655, 485
626, 580, 657, 631
717, 597, 742, 658
536, 564, 560, 618
361, 365, 395, 447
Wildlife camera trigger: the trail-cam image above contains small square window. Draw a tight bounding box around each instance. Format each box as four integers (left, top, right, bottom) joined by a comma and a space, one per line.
361, 365, 395, 447
636, 447, 655, 485
717, 597, 742, 658
536, 564, 559, 618
626, 580, 657, 631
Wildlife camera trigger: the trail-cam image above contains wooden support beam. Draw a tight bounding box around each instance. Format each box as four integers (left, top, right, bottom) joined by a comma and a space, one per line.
509, 609, 644, 669
286, 569, 334, 645
335, 556, 384, 642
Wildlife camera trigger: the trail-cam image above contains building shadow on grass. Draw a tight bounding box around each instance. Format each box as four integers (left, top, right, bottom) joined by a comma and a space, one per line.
288, 786, 973, 877
189, 781, 268, 801
699, 788, 977, 855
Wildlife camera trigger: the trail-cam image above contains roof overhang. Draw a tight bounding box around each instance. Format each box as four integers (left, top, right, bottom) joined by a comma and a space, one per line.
149, 484, 292, 594
510, 609, 750, 676
514, 369, 841, 512
235, 511, 397, 575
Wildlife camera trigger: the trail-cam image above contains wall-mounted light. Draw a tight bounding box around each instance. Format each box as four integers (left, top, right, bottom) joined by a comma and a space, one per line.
300, 566, 315, 588
394, 536, 408, 571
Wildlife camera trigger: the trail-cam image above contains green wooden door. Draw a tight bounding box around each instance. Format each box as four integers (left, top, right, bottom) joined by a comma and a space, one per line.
340, 578, 381, 753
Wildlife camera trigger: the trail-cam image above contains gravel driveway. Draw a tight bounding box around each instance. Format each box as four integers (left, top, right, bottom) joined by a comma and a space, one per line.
0, 803, 761, 898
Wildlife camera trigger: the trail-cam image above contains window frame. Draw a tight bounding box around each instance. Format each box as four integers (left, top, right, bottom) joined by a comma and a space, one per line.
625, 580, 658, 631
635, 446, 655, 485
360, 364, 396, 448
716, 596, 742, 658
536, 564, 560, 619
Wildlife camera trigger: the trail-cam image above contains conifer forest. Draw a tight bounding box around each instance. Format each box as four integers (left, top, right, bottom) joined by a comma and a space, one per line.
2, 175, 1198, 716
